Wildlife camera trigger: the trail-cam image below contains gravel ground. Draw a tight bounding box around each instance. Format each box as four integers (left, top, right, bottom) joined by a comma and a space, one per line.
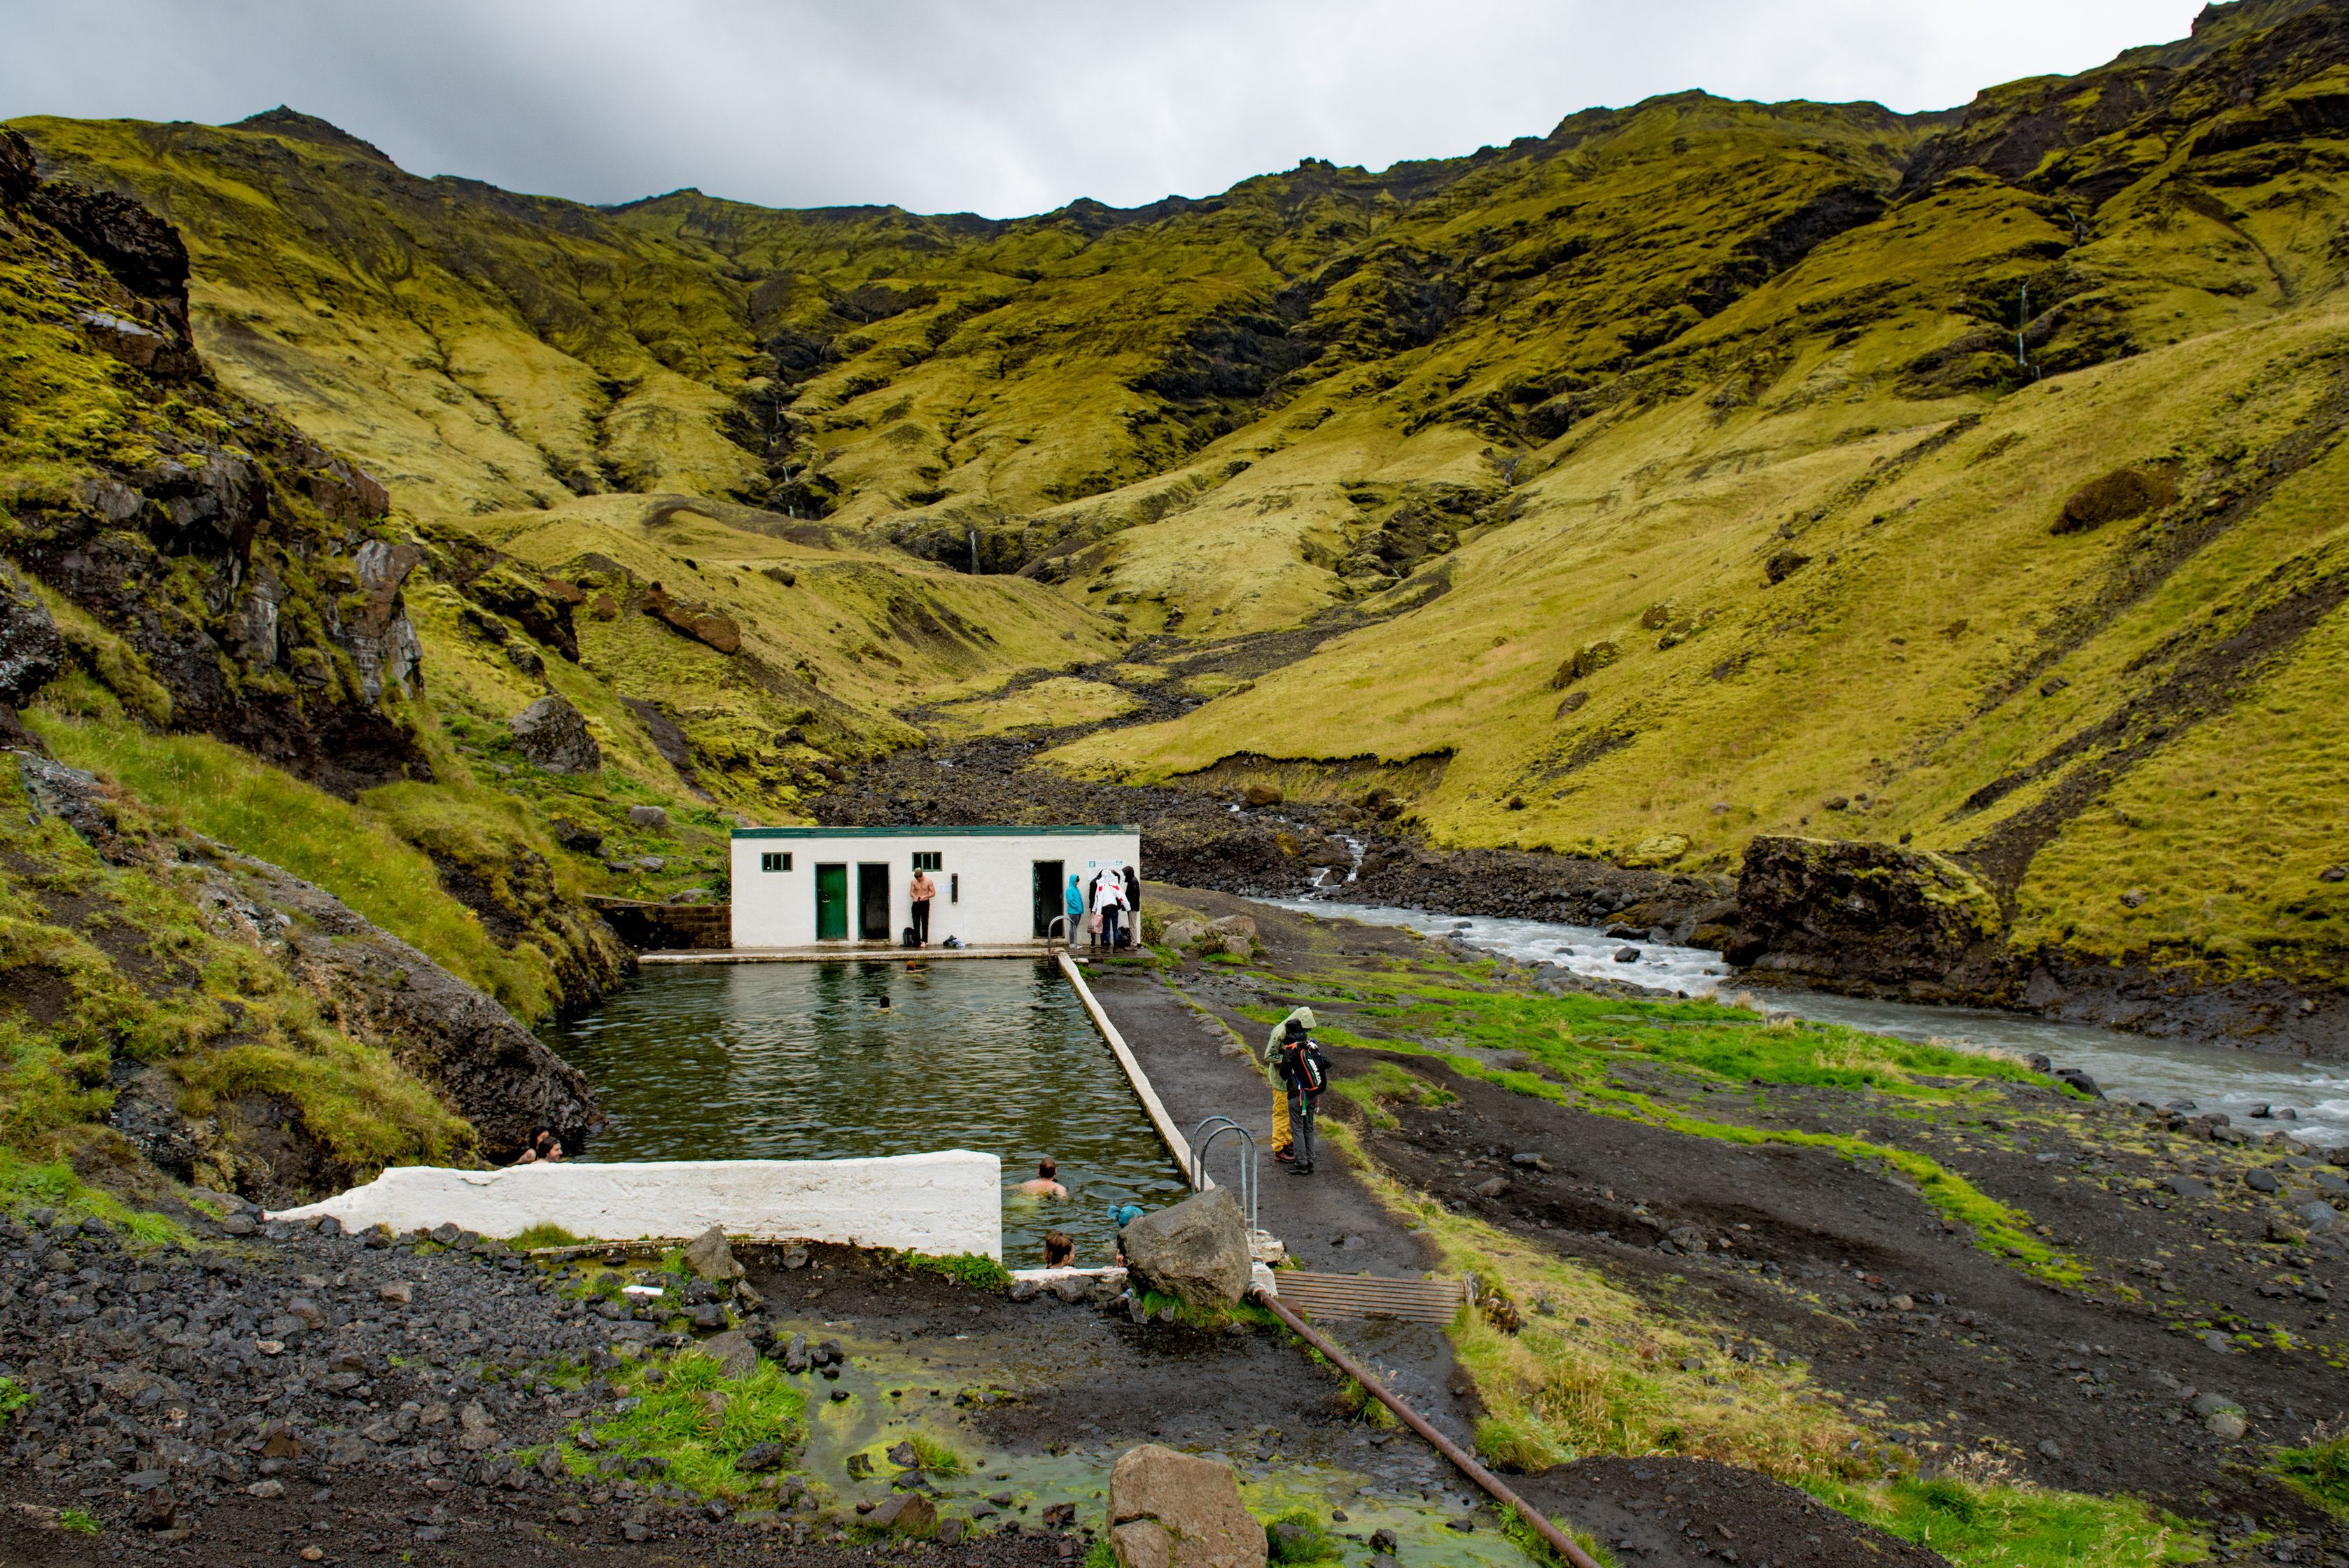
0, 1214, 1088, 1567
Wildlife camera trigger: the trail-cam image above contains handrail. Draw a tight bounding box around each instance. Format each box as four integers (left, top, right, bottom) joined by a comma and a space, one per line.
1191, 1120, 1257, 1236
1252, 1287, 1601, 1568
1189, 1115, 1242, 1166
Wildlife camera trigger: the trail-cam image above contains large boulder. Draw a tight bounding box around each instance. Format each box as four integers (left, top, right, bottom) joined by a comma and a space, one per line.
684, 1224, 743, 1282
1123, 1188, 1249, 1306
1107, 1445, 1265, 1568
510, 694, 601, 775
0, 561, 63, 707
1723, 834, 2005, 996
1163, 919, 1209, 949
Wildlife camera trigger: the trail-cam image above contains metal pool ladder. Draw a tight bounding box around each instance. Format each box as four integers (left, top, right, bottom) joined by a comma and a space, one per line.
1189, 1115, 1258, 1236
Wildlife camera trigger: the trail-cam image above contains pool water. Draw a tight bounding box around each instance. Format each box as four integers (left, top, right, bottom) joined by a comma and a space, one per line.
540, 960, 1190, 1266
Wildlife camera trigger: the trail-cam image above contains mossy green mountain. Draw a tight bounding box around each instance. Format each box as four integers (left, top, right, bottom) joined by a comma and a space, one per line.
6, 0, 2349, 1032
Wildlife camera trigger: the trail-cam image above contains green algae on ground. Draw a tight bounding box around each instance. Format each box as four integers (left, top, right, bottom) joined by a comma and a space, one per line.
561, 1348, 808, 1499
1804, 1475, 2207, 1567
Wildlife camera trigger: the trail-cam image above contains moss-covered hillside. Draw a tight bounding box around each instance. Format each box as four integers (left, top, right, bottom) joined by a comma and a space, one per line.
6, 0, 2349, 1018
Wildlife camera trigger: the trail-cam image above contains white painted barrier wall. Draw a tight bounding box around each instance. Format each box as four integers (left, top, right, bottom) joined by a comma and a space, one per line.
268, 1152, 1003, 1259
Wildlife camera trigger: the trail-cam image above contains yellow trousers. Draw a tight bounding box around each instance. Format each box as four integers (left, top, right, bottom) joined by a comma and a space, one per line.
1271, 1084, 1291, 1152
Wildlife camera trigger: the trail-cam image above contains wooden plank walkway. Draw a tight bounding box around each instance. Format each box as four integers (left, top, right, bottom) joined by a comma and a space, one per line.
1268, 1270, 1468, 1324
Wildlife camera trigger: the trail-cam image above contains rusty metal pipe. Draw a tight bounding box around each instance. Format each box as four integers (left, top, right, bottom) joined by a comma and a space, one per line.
1252, 1286, 1602, 1568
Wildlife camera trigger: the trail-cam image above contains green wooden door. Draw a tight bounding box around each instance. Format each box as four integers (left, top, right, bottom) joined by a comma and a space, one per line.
815, 863, 848, 941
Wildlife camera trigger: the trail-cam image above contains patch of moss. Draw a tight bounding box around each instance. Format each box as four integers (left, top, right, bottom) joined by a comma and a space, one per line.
568, 1347, 808, 1499
1805, 1474, 2206, 1567
900, 1251, 1013, 1292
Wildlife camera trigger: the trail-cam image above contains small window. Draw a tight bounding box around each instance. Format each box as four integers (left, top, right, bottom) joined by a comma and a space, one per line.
948, 872, 959, 904
911, 851, 944, 872
760, 851, 792, 873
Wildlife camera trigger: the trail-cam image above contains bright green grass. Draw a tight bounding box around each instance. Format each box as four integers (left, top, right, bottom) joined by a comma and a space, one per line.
1807, 1476, 2206, 1567
508, 1223, 589, 1252
902, 1432, 967, 1476
2271, 1427, 2349, 1519
59, 1508, 100, 1534
566, 1348, 806, 1498
0, 1149, 185, 1246
902, 1252, 1013, 1292
0, 1376, 32, 1421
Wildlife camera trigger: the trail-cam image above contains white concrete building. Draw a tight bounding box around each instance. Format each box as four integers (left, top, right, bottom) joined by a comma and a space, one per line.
729, 825, 1142, 950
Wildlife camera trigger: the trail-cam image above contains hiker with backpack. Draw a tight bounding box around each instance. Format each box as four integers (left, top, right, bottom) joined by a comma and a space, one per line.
1277, 1015, 1331, 1175
1261, 1005, 1314, 1162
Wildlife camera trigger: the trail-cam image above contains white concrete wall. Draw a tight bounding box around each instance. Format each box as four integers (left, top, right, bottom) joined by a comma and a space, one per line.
267, 1152, 1004, 1259
730, 828, 1140, 948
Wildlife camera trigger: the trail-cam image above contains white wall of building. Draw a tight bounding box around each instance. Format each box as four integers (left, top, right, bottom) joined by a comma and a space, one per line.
269, 1152, 1004, 1258
729, 826, 1140, 948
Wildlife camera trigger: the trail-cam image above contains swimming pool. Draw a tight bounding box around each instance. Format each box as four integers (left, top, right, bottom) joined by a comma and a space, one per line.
540, 959, 1191, 1266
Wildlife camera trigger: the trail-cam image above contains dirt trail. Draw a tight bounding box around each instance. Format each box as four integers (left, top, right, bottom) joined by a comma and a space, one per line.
1080, 958, 1478, 1450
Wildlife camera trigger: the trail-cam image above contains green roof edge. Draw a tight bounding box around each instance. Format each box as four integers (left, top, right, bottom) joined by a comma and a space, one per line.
731, 824, 1140, 839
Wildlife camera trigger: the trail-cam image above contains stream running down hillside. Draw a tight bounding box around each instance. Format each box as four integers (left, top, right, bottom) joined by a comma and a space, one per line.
1282, 898, 2349, 1148
538, 960, 1190, 1265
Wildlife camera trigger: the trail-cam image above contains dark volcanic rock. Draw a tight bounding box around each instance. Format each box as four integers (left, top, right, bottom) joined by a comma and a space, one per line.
146, 819, 598, 1182
0, 560, 63, 706
1725, 834, 2006, 994
510, 694, 602, 776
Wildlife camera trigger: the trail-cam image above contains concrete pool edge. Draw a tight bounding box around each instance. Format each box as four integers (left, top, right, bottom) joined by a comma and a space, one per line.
1058, 951, 1200, 1182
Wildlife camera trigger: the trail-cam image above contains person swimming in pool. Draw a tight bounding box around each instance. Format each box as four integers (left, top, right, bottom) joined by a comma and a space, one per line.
1016, 1157, 1068, 1199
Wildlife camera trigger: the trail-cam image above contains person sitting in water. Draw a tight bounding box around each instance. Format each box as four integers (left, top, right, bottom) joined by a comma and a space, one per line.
1042, 1231, 1075, 1268
512, 1130, 563, 1165
1016, 1157, 1068, 1199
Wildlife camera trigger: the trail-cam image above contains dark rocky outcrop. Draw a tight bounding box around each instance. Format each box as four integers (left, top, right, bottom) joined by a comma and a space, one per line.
1722, 835, 2006, 996
0, 560, 64, 706
191, 847, 597, 1167
1, 139, 428, 797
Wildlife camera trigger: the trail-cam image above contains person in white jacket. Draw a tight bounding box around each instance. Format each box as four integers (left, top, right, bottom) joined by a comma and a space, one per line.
1096, 867, 1130, 949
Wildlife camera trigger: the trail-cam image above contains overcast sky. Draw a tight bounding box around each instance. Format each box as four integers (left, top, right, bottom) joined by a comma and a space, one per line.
4, 1, 2207, 218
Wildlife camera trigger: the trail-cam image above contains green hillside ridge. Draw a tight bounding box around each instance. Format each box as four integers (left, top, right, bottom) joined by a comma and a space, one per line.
4, 0, 2348, 1019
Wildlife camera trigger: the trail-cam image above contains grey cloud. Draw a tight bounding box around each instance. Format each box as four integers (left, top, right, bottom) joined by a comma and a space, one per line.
1, 1, 2204, 217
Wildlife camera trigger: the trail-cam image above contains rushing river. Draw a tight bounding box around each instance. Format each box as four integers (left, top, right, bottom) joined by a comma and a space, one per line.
540, 960, 1190, 1266
1279, 898, 2349, 1148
